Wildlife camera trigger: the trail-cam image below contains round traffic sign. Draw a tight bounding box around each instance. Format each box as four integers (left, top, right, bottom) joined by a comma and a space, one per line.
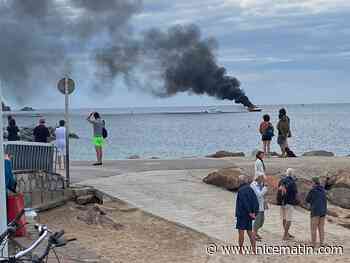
57, 78, 75, 95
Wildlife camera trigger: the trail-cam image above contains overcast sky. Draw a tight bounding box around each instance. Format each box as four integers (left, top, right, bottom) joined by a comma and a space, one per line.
5, 0, 350, 108
132, 0, 350, 107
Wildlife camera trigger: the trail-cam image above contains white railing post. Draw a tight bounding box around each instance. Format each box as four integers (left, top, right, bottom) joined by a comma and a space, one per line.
0, 80, 8, 256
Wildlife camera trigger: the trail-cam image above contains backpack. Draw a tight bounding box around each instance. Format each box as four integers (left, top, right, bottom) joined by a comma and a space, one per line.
265, 125, 274, 138
102, 120, 108, 139
276, 185, 287, 206
102, 127, 108, 139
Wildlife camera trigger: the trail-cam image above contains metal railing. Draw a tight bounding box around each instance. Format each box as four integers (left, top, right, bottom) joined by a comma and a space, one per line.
4, 141, 56, 173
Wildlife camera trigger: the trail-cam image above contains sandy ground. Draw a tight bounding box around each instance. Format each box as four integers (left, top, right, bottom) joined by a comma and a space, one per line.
37, 199, 349, 263
38, 200, 230, 263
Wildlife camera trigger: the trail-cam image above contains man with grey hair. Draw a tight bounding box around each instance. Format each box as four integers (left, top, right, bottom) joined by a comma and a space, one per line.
235, 174, 259, 253
251, 173, 268, 241
278, 168, 298, 240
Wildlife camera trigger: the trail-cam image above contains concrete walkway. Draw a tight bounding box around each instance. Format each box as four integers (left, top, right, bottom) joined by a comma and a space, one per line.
77, 166, 350, 251
70, 158, 235, 183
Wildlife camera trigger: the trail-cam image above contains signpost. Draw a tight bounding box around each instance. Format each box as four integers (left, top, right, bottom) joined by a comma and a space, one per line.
57, 78, 75, 187
0, 80, 7, 255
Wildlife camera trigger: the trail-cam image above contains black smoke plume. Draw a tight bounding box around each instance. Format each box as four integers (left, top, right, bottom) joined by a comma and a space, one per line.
141, 25, 254, 107
0, 0, 255, 108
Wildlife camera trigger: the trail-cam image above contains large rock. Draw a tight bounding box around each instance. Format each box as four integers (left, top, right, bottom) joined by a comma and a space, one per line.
76, 194, 103, 205
302, 150, 335, 157
252, 149, 280, 157
330, 170, 350, 189
264, 176, 280, 205
128, 155, 140, 159
20, 106, 35, 111
328, 187, 350, 209
203, 168, 242, 191
295, 178, 314, 209
207, 151, 245, 158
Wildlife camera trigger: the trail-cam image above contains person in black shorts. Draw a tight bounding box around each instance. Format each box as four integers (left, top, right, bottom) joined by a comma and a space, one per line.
235, 175, 259, 253
259, 114, 274, 156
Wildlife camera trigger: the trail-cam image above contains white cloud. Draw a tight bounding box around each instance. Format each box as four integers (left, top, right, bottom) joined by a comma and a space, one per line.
225, 0, 350, 16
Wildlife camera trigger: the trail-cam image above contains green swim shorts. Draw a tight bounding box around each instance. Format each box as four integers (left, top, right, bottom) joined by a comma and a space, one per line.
92, 136, 104, 147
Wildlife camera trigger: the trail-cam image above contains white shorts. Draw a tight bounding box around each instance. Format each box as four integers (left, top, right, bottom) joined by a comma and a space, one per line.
55, 140, 66, 155
280, 205, 294, 221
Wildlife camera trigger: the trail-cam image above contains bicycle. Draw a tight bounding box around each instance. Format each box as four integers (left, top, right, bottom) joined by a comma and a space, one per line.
0, 210, 76, 262
0, 209, 25, 252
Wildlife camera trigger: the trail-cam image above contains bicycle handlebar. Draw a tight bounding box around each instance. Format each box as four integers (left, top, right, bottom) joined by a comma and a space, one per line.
0, 209, 25, 243
14, 226, 49, 259
1, 223, 75, 262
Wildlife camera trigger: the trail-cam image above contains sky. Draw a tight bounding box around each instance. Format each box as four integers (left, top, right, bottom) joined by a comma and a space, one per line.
4, 0, 350, 108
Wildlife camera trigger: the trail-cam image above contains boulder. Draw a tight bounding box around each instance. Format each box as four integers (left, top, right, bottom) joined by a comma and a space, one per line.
128, 155, 140, 159
302, 151, 335, 157
203, 168, 242, 191
76, 194, 103, 205
251, 149, 279, 157
295, 178, 314, 209
327, 208, 339, 218
327, 187, 350, 209
264, 176, 280, 205
207, 151, 245, 158
69, 133, 80, 139
20, 106, 35, 111
331, 170, 350, 189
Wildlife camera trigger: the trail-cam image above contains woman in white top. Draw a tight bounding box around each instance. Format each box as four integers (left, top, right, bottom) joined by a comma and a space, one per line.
255, 151, 266, 179
55, 120, 66, 170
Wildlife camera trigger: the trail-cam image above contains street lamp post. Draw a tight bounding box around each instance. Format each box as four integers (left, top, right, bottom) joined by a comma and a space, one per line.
57, 78, 75, 187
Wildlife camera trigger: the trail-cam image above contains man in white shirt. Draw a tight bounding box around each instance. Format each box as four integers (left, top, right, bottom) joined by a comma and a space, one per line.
251, 173, 268, 241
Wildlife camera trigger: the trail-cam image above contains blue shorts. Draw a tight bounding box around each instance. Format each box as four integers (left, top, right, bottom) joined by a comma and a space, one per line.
236, 216, 253, 231
262, 135, 272, 141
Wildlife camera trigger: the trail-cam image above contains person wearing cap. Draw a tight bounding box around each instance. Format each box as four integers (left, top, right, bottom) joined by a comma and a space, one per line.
235, 174, 259, 253
250, 173, 268, 241
278, 168, 298, 241
33, 118, 51, 143
306, 177, 327, 247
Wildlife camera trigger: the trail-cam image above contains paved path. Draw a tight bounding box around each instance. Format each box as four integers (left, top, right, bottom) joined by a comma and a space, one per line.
77, 167, 350, 252
70, 158, 235, 183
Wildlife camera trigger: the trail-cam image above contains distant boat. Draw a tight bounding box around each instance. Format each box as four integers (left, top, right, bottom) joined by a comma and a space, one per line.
248, 107, 262, 112
204, 108, 223, 114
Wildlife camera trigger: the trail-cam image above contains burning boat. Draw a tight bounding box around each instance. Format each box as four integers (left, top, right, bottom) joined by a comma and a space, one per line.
248, 106, 262, 112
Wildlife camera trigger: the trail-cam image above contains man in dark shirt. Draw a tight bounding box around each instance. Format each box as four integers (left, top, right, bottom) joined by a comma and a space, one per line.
278, 168, 298, 241
33, 119, 50, 143
235, 174, 259, 253
306, 177, 327, 247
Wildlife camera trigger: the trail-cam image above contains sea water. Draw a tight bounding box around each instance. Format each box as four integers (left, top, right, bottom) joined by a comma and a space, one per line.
5, 103, 350, 160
